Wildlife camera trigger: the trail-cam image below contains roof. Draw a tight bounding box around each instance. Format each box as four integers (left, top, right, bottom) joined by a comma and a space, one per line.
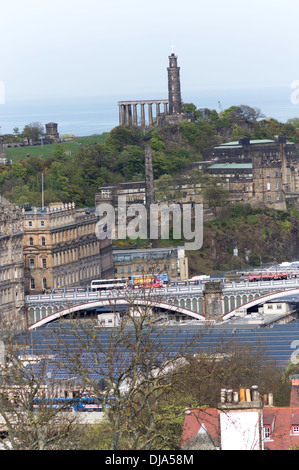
208, 163, 253, 170
181, 406, 299, 450
290, 379, 299, 407
216, 139, 275, 148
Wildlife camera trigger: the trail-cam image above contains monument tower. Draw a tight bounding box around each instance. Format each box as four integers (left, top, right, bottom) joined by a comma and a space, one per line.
167, 52, 182, 115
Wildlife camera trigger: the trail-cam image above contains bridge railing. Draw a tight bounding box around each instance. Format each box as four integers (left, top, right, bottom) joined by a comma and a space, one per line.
25, 285, 206, 302
25, 278, 299, 303
224, 278, 299, 290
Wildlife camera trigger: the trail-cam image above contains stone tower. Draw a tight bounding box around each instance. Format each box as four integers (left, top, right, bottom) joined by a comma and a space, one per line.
167, 52, 182, 115
45, 122, 59, 141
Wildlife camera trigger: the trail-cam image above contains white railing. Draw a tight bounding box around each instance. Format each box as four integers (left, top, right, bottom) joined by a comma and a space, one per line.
25, 278, 299, 303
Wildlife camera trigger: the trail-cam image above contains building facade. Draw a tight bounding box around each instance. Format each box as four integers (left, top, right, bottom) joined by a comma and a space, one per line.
113, 246, 188, 282
198, 136, 299, 210
181, 378, 299, 451
23, 202, 113, 294
0, 202, 25, 330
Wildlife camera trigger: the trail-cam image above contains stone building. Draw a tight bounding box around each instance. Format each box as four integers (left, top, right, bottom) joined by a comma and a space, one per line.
113, 246, 188, 282
194, 136, 299, 210
45, 122, 59, 141
23, 202, 113, 294
0, 201, 25, 330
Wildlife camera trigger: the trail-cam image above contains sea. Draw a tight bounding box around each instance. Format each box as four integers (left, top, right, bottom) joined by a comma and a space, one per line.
0, 86, 299, 137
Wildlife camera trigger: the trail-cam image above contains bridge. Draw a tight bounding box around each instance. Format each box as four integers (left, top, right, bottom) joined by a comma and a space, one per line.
25, 278, 299, 328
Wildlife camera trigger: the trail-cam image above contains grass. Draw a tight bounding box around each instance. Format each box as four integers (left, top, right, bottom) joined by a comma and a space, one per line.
4, 134, 108, 163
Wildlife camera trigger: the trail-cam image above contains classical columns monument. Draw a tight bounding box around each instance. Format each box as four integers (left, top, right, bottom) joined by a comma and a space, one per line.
118, 100, 169, 128
118, 52, 192, 128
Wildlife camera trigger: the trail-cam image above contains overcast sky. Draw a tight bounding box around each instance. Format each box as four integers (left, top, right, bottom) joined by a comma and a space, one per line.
1, 0, 299, 103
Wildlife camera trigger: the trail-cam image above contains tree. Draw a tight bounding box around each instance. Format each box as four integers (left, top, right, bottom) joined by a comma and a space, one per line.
0, 333, 82, 450
22, 122, 44, 141
47, 290, 205, 450
202, 178, 229, 209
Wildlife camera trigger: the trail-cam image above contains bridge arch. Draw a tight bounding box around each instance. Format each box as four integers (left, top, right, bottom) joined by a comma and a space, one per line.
223, 288, 299, 320
28, 298, 206, 330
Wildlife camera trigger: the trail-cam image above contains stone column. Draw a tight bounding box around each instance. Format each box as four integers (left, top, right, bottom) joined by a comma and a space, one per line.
119, 105, 124, 125
133, 103, 138, 126
156, 102, 160, 118
141, 103, 145, 128
164, 102, 168, 114
203, 281, 223, 321
148, 103, 153, 127
125, 105, 130, 126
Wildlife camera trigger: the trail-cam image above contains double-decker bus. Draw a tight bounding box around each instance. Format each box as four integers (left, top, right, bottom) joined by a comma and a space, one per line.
130, 275, 164, 289
90, 278, 128, 291
246, 273, 289, 282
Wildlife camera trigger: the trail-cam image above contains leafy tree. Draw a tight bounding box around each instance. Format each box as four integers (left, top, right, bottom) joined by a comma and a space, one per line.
22, 122, 44, 141
105, 126, 142, 153
202, 178, 229, 209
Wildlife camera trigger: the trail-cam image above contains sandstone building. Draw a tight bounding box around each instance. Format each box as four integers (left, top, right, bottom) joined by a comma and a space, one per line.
23, 202, 113, 294
0, 201, 25, 330
113, 246, 188, 282
192, 135, 299, 210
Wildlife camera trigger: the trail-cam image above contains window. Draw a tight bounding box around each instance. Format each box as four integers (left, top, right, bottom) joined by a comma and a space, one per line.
267, 182, 271, 191
41, 237, 46, 246
30, 259, 35, 269
29, 237, 34, 246
293, 426, 299, 434
30, 278, 35, 290
42, 259, 47, 268
42, 278, 47, 290
127, 266, 131, 274
41, 221, 45, 226
263, 427, 271, 440
28, 221, 32, 226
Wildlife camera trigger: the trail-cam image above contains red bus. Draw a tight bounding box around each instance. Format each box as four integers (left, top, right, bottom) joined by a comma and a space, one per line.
246, 273, 289, 282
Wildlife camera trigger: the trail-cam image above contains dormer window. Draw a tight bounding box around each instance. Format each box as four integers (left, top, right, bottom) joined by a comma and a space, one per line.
292, 426, 299, 434
263, 426, 272, 440
290, 412, 299, 435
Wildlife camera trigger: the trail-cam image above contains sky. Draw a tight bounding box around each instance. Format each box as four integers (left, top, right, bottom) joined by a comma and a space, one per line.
1, 0, 299, 104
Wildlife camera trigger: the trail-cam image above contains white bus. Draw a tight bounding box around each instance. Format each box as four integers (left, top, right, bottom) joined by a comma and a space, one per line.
90, 278, 128, 291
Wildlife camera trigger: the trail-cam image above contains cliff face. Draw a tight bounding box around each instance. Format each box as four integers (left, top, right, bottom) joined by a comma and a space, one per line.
186, 205, 299, 275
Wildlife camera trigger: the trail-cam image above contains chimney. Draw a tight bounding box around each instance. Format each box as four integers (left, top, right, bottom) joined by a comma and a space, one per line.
219, 385, 263, 409
219, 385, 264, 450
290, 375, 299, 407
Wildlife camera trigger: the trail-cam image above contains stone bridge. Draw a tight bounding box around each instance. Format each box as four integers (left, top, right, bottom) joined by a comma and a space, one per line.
25, 278, 299, 328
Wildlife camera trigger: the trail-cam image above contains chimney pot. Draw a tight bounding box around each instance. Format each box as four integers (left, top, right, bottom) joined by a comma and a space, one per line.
220, 389, 227, 403
240, 388, 246, 402
227, 389, 233, 403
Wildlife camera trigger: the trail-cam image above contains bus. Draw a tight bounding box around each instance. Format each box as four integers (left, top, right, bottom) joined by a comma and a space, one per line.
246, 273, 289, 282
32, 396, 104, 412
130, 275, 164, 289
90, 278, 128, 291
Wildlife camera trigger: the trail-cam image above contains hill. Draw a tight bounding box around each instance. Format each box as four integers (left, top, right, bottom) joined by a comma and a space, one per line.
2, 103, 299, 273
